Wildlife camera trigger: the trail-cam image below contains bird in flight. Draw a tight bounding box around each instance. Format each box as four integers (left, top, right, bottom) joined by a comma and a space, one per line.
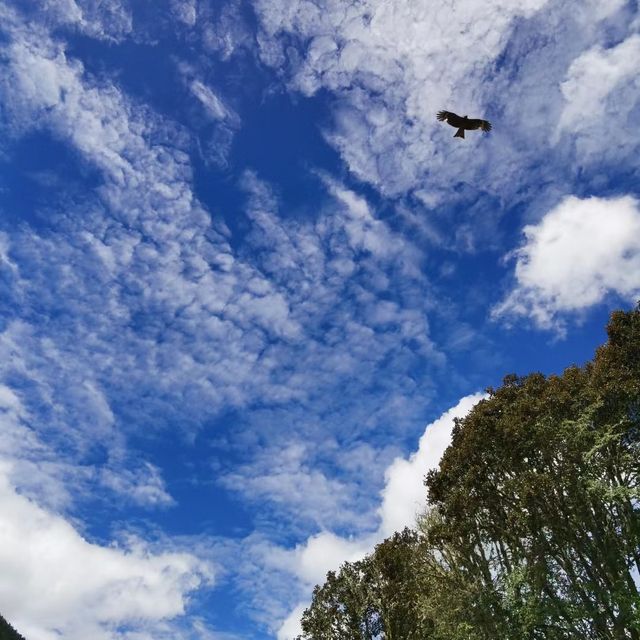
437, 111, 492, 139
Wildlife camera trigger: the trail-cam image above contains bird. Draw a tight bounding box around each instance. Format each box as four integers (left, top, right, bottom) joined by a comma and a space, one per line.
437, 110, 492, 139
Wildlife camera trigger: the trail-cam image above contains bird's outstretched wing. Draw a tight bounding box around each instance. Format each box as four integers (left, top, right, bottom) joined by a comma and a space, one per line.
437, 110, 454, 121
467, 118, 492, 132
437, 110, 465, 127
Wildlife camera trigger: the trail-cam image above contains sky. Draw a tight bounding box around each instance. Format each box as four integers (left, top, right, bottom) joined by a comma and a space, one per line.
0, 0, 639, 638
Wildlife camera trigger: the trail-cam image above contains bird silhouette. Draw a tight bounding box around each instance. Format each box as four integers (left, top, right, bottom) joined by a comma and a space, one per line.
437, 110, 492, 139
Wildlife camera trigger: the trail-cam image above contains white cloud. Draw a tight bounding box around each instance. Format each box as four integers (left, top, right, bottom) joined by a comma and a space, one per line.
0, 377, 173, 516
0, 381, 96, 512
558, 35, 640, 130
221, 443, 361, 531
555, 34, 640, 159
99, 463, 175, 508
172, 0, 198, 27
190, 80, 240, 126
256, 0, 549, 99
200, 0, 253, 60
324, 178, 407, 259
33, 0, 133, 42
495, 195, 640, 329
288, 531, 373, 591
378, 392, 487, 537
277, 604, 306, 640
0, 464, 211, 640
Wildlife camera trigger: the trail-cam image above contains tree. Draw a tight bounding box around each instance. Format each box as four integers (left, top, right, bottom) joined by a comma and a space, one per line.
298, 529, 436, 640
0, 614, 26, 640
426, 306, 640, 638
298, 306, 640, 640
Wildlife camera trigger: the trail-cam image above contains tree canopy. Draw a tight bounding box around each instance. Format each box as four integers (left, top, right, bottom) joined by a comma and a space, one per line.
298, 306, 640, 640
0, 614, 26, 640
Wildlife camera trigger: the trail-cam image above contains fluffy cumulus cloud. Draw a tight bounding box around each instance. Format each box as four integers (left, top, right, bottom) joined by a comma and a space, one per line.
0, 462, 212, 640
0, 383, 206, 638
495, 195, 640, 329
378, 392, 486, 537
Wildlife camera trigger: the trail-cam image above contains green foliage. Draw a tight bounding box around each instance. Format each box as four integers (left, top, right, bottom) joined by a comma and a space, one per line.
298, 529, 436, 639
0, 614, 26, 640
298, 306, 640, 640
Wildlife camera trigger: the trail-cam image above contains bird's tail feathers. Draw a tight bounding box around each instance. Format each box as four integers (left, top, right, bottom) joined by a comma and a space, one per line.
454, 128, 465, 139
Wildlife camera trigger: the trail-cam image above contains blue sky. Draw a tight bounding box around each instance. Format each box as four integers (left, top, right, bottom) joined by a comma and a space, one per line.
0, 0, 639, 638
